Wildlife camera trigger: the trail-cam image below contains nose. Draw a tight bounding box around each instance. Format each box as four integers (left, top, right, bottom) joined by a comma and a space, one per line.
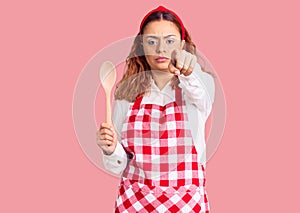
156, 40, 166, 54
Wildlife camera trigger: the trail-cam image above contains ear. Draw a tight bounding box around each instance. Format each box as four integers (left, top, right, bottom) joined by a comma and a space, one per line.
180, 40, 185, 49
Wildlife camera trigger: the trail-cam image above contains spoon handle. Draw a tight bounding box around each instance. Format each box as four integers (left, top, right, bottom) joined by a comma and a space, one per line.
105, 90, 112, 125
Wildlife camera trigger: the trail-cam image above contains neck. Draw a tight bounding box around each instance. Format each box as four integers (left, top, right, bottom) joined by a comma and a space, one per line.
151, 70, 174, 90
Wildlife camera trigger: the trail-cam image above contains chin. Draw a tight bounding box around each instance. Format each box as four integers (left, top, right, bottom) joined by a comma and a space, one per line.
152, 66, 169, 72
150, 61, 169, 71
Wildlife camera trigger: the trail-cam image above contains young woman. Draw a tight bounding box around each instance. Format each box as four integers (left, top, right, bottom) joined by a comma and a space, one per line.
97, 5, 215, 212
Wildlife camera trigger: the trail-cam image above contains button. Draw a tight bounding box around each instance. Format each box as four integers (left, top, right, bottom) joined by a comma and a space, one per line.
117, 160, 122, 164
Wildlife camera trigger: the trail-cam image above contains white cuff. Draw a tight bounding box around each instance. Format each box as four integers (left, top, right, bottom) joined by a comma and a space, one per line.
102, 142, 127, 175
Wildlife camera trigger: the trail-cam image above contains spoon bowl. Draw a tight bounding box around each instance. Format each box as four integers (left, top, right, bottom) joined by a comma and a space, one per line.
99, 61, 116, 125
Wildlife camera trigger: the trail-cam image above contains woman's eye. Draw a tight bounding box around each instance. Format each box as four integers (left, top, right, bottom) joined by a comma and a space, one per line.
166, 39, 175, 44
147, 40, 157, 45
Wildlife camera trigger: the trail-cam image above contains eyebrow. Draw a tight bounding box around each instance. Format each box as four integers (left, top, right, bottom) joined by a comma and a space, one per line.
145, 34, 177, 39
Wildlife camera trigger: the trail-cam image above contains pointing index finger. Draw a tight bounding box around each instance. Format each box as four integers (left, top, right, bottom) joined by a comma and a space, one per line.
169, 50, 180, 75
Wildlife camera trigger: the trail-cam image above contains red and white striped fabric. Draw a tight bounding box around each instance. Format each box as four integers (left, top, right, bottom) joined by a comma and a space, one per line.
115, 88, 210, 212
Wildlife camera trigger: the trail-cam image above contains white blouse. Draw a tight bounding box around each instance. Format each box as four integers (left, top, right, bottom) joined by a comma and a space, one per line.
102, 63, 215, 175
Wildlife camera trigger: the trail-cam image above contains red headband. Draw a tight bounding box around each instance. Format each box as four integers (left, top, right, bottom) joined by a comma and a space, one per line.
139, 5, 185, 40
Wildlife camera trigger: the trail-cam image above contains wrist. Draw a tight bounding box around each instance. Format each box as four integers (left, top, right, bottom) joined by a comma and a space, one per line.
102, 149, 113, 156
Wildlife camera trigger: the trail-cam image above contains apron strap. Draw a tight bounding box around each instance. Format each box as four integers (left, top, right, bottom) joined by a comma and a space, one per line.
175, 87, 182, 105
132, 95, 143, 110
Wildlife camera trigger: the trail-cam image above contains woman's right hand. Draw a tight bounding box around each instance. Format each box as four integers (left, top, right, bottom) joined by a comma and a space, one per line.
96, 122, 117, 155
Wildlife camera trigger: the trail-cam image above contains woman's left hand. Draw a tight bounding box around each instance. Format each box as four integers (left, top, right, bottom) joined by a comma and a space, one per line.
168, 49, 197, 76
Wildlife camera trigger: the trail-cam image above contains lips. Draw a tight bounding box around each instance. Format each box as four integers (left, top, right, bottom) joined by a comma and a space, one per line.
155, 57, 168, 63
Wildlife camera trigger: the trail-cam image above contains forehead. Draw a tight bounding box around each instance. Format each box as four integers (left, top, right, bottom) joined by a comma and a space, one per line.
143, 20, 181, 37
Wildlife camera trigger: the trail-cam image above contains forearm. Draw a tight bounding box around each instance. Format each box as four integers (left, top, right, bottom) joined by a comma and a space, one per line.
178, 63, 215, 118
101, 99, 130, 175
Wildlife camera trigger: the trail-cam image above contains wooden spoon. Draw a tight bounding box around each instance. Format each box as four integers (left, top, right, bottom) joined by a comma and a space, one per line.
99, 61, 116, 125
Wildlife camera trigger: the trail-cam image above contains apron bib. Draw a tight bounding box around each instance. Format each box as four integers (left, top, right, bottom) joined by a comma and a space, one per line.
115, 88, 210, 213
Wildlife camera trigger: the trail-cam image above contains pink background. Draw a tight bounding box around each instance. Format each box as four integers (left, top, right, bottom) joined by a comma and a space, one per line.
1, 0, 299, 212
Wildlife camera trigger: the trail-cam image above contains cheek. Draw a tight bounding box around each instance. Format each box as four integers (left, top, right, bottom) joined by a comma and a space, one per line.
167, 46, 180, 54
143, 46, 154, 56
144, 55, 154, 64
170, 42, 182, 51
